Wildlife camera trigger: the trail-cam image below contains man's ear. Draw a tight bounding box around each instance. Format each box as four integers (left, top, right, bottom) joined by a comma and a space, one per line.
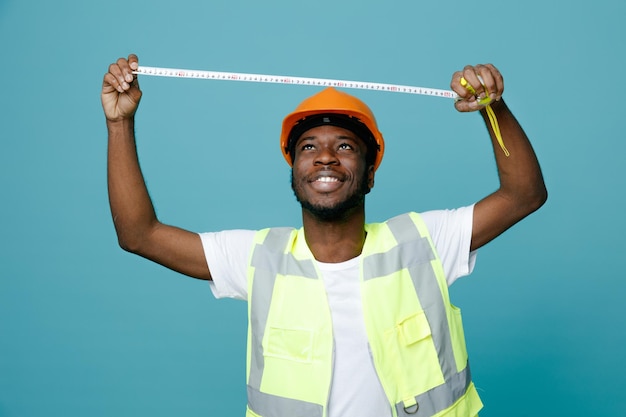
367, 165, 375, 190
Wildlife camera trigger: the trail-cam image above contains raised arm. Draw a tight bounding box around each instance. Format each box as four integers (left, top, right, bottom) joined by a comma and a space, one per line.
450, 64, 547, 251
102, 54, 211, 280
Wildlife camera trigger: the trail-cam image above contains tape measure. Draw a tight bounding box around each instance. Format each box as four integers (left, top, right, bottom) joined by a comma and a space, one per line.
133, 65, 509, 156
133, 65, 459, 100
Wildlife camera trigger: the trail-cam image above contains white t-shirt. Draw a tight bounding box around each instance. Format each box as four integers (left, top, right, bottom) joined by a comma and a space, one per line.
199, 206, 477, 417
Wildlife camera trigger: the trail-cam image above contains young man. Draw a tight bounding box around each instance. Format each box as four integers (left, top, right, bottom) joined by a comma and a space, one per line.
102, 54, 546, 417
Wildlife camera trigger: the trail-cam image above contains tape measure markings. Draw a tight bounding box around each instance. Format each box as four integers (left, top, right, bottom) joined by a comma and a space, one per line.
134, 66, 459, 99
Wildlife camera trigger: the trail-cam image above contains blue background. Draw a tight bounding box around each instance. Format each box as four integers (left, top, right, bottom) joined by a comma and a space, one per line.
1, 0, 624, 416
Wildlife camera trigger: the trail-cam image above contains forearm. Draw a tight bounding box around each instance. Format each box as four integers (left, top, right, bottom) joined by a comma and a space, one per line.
480, 100, 547, 213
107, 118, 158, 252
451, 64, 547, 250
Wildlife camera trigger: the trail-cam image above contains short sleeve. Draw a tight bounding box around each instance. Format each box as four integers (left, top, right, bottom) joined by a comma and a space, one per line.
198, 229, 256, 300
420, 205, 477, 286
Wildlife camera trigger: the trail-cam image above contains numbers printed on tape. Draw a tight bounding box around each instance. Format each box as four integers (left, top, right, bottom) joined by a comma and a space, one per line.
133, 66, 459, 99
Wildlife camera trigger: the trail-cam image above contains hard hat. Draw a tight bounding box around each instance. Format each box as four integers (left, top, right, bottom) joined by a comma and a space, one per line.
280, 87, 385, 171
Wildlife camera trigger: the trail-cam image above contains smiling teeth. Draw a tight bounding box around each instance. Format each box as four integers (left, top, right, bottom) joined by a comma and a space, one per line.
317, 177, 339, 182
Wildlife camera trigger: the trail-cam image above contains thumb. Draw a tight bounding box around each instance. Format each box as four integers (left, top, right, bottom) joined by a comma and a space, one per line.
454, 97, 483, 113
128, 75, 142, 102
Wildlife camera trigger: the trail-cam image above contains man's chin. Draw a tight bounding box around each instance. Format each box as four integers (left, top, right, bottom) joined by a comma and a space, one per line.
299, 196, 365, 222
292, 174, 369, 222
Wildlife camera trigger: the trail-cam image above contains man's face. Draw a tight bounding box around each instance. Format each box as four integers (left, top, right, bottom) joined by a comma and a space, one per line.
291, 125, 375, 221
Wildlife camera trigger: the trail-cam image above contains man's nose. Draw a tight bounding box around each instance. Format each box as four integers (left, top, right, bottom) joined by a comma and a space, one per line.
314, 146, 339, 165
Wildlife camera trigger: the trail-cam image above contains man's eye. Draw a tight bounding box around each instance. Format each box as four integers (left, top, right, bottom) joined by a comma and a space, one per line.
339, 143, 353, 150
301, 144, 315, 151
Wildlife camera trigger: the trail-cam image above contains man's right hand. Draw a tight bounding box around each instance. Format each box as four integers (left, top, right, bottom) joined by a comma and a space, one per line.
101, 54, 142, 122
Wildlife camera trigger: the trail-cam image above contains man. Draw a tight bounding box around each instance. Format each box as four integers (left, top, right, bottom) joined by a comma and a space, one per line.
102, 54, 546, 417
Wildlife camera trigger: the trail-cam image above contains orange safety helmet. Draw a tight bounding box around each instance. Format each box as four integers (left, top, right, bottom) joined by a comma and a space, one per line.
280, 87, 385, 171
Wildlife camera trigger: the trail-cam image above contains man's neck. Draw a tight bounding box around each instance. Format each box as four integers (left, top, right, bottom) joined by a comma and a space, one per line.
301, 207, 367, 263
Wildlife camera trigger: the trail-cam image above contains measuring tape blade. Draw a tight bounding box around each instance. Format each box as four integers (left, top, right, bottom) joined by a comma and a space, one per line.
133, 65, 459, 100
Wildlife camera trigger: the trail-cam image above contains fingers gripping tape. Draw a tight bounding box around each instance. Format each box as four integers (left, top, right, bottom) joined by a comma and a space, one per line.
460, 77, 509, 157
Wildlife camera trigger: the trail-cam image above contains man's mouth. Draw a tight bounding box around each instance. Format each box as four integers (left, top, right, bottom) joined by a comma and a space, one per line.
314, 176, 340, 183
309, 170, 344, 183
305, 173, 345, 192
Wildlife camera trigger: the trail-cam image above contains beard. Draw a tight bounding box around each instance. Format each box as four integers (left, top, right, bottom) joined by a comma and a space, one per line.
291, 171, 371, 221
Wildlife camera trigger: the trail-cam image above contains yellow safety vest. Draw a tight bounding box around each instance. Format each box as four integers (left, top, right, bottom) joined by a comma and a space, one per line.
245, 212, 483, 417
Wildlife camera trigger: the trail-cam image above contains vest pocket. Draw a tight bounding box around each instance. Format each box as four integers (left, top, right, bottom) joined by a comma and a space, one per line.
265, 326, 314, 363
384, 311, 445, 394
399, 311, 432, 345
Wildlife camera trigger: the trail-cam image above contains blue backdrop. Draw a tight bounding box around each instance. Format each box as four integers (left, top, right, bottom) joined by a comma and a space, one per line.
1, 0, 624, 416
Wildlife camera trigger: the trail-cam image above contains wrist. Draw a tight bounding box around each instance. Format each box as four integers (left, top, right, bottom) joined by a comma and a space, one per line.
106, 116, 135, 128
106, 117, 135, 138
484, 98, 506, 112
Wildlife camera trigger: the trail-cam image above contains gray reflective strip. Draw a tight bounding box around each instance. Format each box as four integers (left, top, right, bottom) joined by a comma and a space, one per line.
384, 214, 469, 416
385, 214, 456, 378
248, 385, 323, 417
248, 228, 323, 417
249, 228, 293, 391
395, 364, 472, 417
410, 260, 456, 381
362, 235, 434, 280
250, 236, 318, 280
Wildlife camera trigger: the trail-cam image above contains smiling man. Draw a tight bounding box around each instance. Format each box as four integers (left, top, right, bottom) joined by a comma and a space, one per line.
102, 54, 546, 417
290, 121, 373, 222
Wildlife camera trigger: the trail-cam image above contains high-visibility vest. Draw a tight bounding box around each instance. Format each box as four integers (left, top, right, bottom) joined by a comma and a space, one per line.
245, 212, 483, 417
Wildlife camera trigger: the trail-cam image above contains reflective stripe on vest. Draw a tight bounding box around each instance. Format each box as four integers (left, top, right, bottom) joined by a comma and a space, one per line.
248, 227, 323, 417
247, 214, 481, 417
383, 214, 473, 416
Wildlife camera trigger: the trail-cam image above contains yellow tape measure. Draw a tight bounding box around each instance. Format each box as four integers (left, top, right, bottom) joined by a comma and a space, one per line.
460, 77, 509, 157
